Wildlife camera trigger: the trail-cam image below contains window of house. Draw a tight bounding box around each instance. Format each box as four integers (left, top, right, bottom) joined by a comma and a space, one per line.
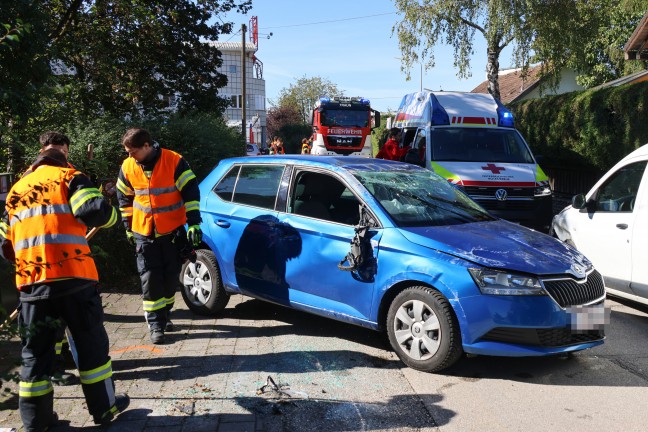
229, 65, 237, 74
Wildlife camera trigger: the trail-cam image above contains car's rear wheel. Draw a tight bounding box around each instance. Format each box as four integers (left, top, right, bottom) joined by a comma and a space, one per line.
387, 286, 463, 372
180, 249, 230, 316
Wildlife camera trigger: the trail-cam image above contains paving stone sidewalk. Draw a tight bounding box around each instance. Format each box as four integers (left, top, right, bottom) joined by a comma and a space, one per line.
1, 287, 433, 432
0, 292, 273, 432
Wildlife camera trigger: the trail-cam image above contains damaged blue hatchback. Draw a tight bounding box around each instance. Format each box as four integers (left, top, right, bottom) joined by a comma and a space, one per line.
180, 156, 605, 372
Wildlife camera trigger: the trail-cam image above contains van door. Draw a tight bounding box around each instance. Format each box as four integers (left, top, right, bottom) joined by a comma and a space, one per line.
630, 164, 648, 298
573, 161, 647, 293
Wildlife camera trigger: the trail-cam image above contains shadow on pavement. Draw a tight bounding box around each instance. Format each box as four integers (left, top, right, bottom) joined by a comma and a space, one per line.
112, 349, 400, 382
235, 393, 454, 430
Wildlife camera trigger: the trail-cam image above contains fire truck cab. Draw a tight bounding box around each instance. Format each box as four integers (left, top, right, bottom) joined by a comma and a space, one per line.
310, 96, 380, 157
395, 91, 552, 231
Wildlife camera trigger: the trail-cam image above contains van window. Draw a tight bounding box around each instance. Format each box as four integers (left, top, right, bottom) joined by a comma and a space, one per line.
593, 161, 646, 212
430, 128, 534, 164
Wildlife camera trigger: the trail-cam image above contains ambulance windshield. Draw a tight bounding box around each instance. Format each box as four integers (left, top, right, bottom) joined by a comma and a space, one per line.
429, 128, 535, 164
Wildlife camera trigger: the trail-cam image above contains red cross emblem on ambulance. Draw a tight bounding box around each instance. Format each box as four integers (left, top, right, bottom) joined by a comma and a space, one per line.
481, 163, 506, 174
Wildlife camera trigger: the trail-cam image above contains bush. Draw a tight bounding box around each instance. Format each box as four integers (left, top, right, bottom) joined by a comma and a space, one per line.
512, 81, 648, 171
277, 124, 312, 154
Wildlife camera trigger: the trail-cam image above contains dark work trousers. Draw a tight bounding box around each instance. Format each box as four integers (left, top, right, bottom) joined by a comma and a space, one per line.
136, 232, 182, 332
53, 323, 78, 373
19, 284, 115, 431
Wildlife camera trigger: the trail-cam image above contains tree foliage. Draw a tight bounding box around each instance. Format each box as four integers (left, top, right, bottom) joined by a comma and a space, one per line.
1, 0, 251, 172
276, 75, 344, 123
267, 105, 304, 141
573, 2, 648, 88
1, 0, 252, 125
392, 0, 612, 100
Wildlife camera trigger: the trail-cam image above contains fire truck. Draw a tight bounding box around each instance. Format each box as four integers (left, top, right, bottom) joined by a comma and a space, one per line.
310, 97, 380, 157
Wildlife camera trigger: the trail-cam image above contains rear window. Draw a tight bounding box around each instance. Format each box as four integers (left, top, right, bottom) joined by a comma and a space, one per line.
214, 165, 285, 210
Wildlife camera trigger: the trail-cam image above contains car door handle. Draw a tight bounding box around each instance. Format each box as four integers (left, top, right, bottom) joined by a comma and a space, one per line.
616, 223, 628, 230
216, 220, 231, 228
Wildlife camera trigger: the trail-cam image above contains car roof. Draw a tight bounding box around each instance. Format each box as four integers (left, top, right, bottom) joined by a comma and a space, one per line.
620, 143, 648, 162
221, 155, 421, 172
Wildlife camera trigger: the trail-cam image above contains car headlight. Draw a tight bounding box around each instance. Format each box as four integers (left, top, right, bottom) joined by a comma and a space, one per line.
534, 185, 552, 197
468, 268, 546, 296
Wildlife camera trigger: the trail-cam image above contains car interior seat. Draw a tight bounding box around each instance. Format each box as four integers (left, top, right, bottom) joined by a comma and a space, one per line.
293, 174, 333, 220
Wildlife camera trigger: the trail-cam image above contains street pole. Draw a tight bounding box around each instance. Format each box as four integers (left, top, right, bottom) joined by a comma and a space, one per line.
420, 62, 423, 92
241, 23, 247, 143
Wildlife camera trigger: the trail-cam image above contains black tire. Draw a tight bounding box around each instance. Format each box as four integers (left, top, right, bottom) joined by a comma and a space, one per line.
180, 249, 230, 316
386, 286, 463, 372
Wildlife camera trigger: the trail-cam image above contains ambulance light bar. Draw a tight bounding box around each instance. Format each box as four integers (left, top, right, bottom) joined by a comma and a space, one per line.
429, 93, 450, 125
317, 97, 370, 107
494, 98, 515, 128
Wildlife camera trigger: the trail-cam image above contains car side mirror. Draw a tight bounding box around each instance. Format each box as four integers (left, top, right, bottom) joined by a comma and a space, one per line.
571, 194, 586, 209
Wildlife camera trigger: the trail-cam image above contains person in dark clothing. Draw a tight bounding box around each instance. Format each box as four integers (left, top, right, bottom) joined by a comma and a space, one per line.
0, 147, 129, 431
116, 128, 202, 345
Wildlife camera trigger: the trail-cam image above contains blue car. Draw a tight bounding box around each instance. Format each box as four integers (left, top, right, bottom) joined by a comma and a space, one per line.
180, 155, 606, 372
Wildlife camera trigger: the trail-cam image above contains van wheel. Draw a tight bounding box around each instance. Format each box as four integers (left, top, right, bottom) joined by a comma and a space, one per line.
180, 249, 230, 316
387, 286, 463, 372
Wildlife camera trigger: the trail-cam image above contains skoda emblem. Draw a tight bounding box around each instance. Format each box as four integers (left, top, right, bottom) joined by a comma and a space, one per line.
570, 263, 586, 278
495, 189, 508, 201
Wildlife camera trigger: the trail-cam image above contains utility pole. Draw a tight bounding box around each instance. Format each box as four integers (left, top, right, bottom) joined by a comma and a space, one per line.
420, 62, 423, 92
241, 23, 247, 142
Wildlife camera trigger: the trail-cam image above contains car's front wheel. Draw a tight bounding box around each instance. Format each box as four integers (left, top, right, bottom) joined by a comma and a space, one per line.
180, 249, 230, 316
387, 286, 463, 372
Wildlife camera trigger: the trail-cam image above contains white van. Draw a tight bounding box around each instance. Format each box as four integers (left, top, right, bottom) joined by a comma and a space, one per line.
551, 143, 648, 305
394, 91, 552, 231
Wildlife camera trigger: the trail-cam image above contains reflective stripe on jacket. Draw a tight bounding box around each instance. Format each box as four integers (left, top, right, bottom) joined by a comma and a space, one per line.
5, 166, 98, 289
121, 149, 187, 236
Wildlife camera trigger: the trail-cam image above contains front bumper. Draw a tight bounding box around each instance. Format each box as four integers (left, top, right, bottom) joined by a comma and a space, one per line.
456, 292, 605, 357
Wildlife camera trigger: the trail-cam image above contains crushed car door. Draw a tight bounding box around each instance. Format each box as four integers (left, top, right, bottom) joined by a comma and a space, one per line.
278, 169, 380, 322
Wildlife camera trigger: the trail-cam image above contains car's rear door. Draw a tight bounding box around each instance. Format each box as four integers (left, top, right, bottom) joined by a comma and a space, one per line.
205, 163, 284, 295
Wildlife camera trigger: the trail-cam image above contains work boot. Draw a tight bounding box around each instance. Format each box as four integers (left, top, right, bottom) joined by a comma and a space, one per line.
164, 320, 175, 332
150, 329, 165, 344
51, 371, 77, 386
93, 394, 130, 425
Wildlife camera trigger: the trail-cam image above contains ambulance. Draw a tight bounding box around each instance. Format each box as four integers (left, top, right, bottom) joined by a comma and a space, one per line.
394, 91, 552, 231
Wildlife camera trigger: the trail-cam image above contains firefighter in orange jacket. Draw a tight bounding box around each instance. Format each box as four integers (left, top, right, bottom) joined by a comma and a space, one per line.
116, 128, 202, 345
0, 148, 129, 431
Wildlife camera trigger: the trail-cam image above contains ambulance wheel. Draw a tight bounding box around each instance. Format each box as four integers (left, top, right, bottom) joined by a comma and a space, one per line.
387, 286, 463, 372
180, 249, 230, 316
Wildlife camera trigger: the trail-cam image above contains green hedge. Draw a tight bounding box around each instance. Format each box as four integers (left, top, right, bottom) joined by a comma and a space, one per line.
3, 113, 245, 290
511, 81, 648, 171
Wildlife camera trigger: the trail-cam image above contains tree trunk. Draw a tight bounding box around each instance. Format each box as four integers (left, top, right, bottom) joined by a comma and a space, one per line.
486, 43, 501, 101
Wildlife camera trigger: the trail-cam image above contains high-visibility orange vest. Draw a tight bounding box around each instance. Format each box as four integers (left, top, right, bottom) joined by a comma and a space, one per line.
5, 166, 98, 290
121, 149, 186, 236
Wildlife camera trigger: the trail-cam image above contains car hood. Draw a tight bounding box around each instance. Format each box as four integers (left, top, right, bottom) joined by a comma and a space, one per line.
399, 220, 590, 277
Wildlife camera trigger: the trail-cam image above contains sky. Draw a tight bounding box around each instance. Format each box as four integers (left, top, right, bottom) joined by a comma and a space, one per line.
221, 0, 513, 113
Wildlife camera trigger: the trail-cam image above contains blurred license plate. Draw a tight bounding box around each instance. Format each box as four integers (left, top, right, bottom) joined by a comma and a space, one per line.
567, 303, 610, 331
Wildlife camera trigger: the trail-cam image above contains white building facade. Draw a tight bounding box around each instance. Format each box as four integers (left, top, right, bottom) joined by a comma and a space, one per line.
209, 40, 267, 147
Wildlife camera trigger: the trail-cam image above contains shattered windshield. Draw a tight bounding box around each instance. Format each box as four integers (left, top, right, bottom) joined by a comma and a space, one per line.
352, 168, 494, 227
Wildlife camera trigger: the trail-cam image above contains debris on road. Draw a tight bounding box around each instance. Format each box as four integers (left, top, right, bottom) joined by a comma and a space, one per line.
257, 375, 309, 399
